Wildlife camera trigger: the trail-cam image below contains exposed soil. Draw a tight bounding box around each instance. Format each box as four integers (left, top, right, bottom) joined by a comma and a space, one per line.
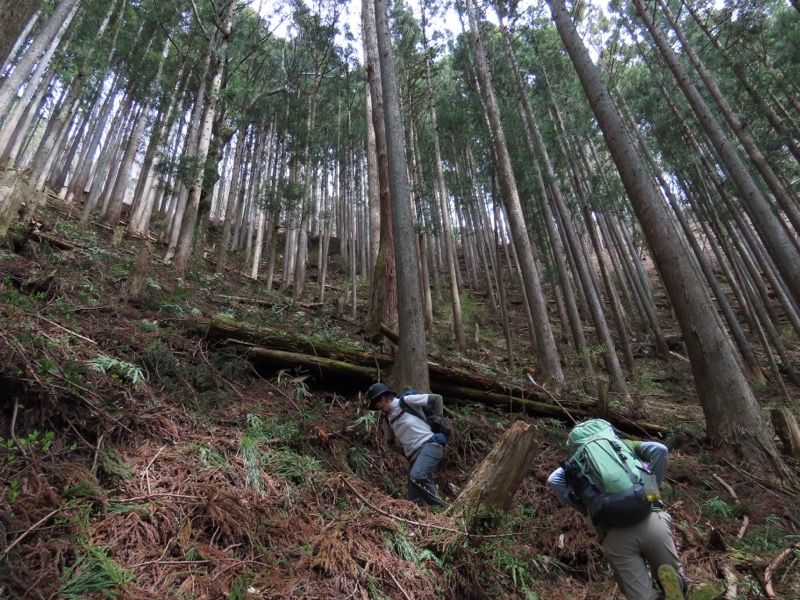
0, 202, 798, 599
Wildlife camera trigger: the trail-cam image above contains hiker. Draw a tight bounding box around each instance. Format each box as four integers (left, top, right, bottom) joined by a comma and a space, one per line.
366, 382, 449, 507
547, 419, 686, 600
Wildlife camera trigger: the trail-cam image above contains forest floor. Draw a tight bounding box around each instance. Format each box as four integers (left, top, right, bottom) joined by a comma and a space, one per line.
0, 200, 799, 600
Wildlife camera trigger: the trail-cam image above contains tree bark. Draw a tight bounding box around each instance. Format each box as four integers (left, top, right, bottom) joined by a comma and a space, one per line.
453, 420, 538, 531
374, 0, 428, 391
362, 0, 397, 343
770, 409, 800, 458
464, 0, 563, 385
547, 0, 793, 482
630, 0, 800, 307
421, 15, 465, 352
173, 1, 234, 275
0, 0, 81, 119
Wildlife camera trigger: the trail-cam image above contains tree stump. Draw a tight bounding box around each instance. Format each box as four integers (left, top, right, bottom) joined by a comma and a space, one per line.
0, 169, 32, 237
771, 409, 800, 458
126, 241, 153, 302
453, 419, 538, 532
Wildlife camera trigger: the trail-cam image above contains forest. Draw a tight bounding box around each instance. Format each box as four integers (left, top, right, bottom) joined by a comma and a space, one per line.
0, 0, 799, 598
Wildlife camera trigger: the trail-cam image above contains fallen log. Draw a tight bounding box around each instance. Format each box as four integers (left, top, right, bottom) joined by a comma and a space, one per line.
207, 315, 519, 397
225, 342, 664, 436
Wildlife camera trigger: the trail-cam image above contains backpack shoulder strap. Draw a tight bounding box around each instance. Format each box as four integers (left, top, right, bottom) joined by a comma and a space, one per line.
610, 439, 642, 484
397, 398, 426, 422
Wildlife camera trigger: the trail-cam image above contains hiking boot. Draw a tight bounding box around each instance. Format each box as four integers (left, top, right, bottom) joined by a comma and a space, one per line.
658, 564, 684, 600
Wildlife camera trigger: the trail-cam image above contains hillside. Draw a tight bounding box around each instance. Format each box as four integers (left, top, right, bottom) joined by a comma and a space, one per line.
1, 202, 799, 600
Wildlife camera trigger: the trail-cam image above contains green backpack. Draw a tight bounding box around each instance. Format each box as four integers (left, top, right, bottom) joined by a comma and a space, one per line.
562, 419, 658, 526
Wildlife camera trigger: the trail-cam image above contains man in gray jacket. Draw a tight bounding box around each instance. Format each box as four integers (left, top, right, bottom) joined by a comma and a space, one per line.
366, 382, 448, 507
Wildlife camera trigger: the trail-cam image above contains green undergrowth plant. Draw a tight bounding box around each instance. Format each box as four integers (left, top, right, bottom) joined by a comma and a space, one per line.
354, 410, 378, 434
240, 414, 304, 493
387, 527, 440, 568
266, 448, 321, 485
701, 496, 732, 521
228, 572, 255, 600
88, 355, 146, 389
210, 346, 251, 381
57, 542, 134, 599
346, 446, 373, 476
143, 340, 180, 383
276, 369, 313, 402
197, 444, 232, 471
107, 502, 151, 516
96, 448, 133, 487
728, 514, 798, 553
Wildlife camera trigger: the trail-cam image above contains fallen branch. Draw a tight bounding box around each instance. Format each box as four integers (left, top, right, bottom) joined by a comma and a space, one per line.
142, 445, 167, 496
379, 322, 398, 344
669, 351, 690, 363
30, 232, 81, 251
383, 565, 413, 600
341, 476, 535, 540
764, 544, 798, 598
737, 515, 749, 539
129, 559, 211, 569
91, 433, 104, 474
527, 373, 575, 425
10, 399, 25, 458
1, 506, 63, 560
721, 560, 738, 600
37, 314, 98, 345
342, 476, 463, 535
713, 473, 738, 500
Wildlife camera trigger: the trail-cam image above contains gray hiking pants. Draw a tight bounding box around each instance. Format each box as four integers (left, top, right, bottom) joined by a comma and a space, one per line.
407, 440, 446, 506
601, 511, 684, 600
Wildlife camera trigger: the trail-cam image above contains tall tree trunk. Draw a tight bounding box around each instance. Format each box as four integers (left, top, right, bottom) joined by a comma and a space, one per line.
464, 0, 563, 385
173, 1, 233, 275
547, 0, 792, 481
215, 126, 248, 273
630, 0, 800, 308
683, 1, 800, 167
104, 36, 169, 227
365, 90, 380, 271
421, 17, 465, 352
374, 0, 428, 390
655, 0, 800, 238
0, 0, 82, 119
363, 0, 397, 344
1, 5, 42, 75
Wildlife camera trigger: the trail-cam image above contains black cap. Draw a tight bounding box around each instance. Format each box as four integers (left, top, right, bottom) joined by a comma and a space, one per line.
366, 382, 394, 409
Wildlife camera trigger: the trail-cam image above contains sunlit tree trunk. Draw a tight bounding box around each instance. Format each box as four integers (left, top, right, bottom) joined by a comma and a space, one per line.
420, 16, 465, 351
104, 36, 169, 227
1, 5, 42, 74
173, 1, 234, 275
683, 2, 800, 166
0, 0, 82, 122
655, 0, 800, 239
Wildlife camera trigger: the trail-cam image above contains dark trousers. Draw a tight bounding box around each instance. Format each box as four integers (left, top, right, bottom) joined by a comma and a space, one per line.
407, 441, 446, 506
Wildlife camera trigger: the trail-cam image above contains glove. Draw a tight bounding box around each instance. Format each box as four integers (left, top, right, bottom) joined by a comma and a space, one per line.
433, 432, 449, 445
430, 416, 442, 433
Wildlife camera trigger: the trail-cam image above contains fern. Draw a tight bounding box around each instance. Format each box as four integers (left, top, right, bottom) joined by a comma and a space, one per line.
88, 355, 146, 389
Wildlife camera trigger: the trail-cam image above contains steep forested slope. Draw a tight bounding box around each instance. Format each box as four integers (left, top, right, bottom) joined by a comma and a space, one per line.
0, 203, 797, 599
